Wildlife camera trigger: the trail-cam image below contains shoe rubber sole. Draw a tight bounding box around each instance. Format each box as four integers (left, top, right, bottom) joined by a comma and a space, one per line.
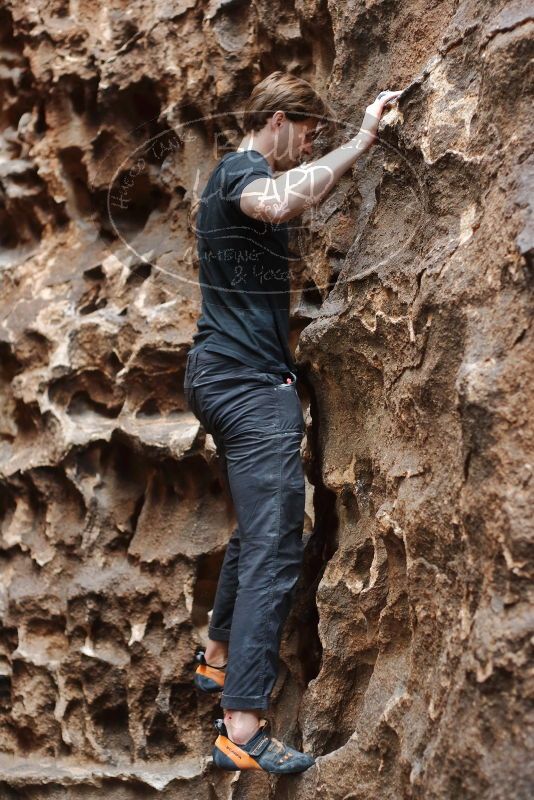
213, 735, 264, 771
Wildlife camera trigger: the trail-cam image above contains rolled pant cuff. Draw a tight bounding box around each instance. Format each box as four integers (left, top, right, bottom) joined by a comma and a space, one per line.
221, 693, 269, 711
208, 625, 231, 642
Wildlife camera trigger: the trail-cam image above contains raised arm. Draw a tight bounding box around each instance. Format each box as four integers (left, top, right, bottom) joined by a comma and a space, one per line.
239, 90, 403, 224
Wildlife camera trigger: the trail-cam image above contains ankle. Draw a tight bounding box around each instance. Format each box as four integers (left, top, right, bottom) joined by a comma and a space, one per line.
204, 641, 228, 667
224, 710, 261, 745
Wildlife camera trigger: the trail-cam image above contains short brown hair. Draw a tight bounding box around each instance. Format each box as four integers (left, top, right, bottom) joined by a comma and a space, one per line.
242, 71, 336, 140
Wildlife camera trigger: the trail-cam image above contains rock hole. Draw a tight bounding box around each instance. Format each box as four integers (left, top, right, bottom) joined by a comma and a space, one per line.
126, 261, 152, 286
67, 391, 123, 419
191, 550, 227, 633
137, 398, 160, 418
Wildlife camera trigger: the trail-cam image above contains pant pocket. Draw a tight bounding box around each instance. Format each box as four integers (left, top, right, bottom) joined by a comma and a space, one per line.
275, 384, 305, 433
187, 383, 216, 436
183, 351, 196, 389
184, 384, 196, 413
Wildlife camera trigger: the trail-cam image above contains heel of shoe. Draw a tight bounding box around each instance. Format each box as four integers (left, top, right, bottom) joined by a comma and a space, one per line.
194, 674, 220, 693
193, 652, 225, 693
212, 745, 240, 771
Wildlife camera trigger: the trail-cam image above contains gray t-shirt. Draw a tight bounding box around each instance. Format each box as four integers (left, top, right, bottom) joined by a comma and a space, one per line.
190, 149, 296, 375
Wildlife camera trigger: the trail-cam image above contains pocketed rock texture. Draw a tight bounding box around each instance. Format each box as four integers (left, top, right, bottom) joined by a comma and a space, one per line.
0, 0, 532, 798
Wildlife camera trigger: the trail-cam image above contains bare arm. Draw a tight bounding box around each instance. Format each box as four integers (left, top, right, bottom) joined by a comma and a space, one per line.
240, 89, 403, 224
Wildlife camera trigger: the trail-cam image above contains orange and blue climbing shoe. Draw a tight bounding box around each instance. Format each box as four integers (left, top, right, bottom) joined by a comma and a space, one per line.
193, 651, 226, 693
212, 717, 315, 774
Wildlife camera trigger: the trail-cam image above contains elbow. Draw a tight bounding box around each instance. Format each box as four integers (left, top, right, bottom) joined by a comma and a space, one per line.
274, 199, 319, 224
241, 197, 284, 224
270, 199, 305, 224
275, 210, 300, 224
252, 203, 293, 225
241, 195, 309, 224
270, 207, 292, 224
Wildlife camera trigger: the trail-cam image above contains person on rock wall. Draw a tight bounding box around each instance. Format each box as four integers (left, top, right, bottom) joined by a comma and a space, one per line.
183, 71, 402, 773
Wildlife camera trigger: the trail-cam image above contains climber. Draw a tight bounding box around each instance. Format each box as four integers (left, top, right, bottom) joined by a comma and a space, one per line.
183, 71, 402, 773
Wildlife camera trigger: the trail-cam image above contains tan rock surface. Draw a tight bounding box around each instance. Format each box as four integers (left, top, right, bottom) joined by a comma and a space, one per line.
0, 0, 532, 798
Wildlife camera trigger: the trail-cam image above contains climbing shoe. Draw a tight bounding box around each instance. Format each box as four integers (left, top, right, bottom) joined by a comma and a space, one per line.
212, 717, 315, 774
193, 651, 226, 693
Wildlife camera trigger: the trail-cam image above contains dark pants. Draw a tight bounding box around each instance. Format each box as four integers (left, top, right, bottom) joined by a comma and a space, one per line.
183, 345, 306, 711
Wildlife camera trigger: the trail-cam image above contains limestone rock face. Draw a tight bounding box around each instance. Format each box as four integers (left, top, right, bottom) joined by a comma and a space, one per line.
0, 0, 532, 798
